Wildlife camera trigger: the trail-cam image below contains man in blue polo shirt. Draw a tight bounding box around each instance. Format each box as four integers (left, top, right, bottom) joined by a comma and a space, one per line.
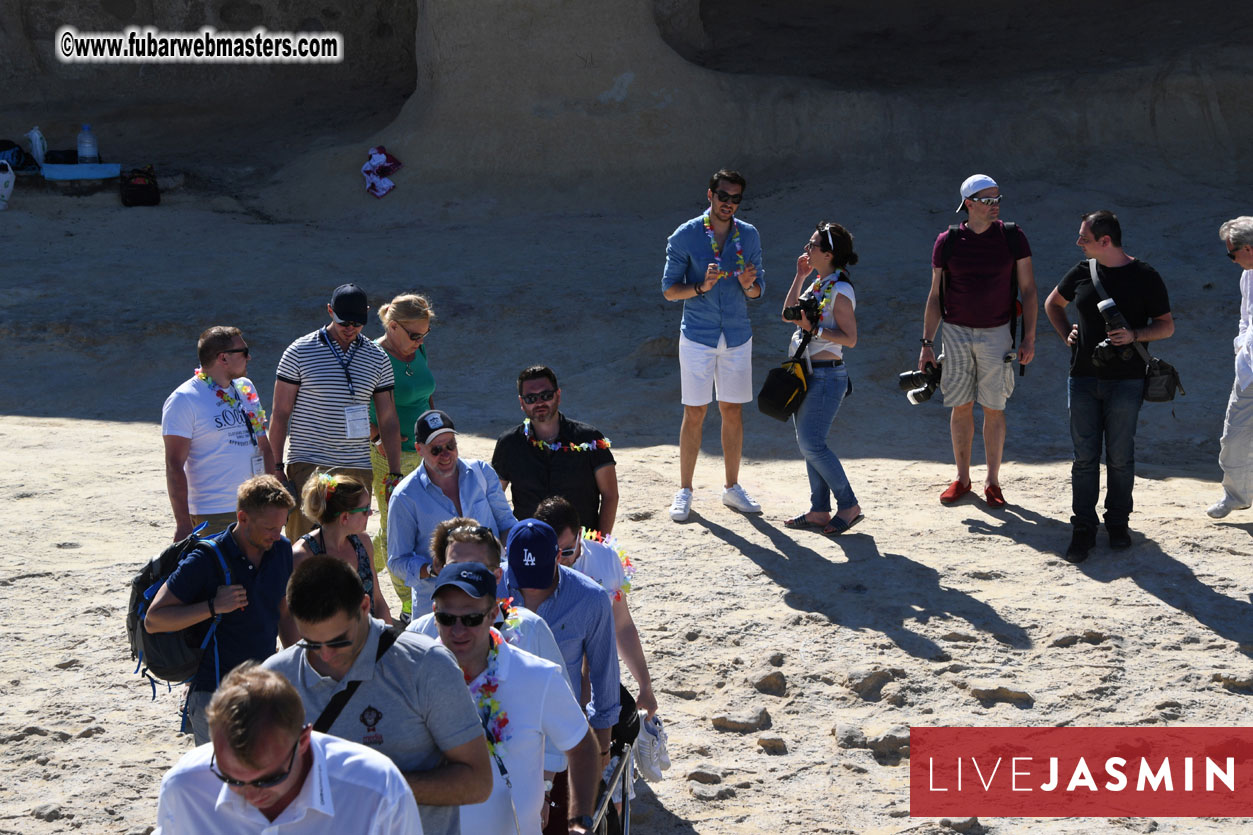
146, 474, 299, 744
661, 168, 765, 522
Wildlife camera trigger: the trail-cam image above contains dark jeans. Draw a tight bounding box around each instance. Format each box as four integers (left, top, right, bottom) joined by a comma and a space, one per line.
1068, 376, 1143, 529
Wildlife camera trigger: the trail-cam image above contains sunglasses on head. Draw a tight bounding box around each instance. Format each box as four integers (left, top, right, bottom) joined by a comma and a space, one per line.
426, 438, 457, 456
968, 195, 1002, 206
520, 389, 557, 405
433, 610, 491, 627
714, 189, 743, 204
221, 347, 251, 358
210, 727, 307, 789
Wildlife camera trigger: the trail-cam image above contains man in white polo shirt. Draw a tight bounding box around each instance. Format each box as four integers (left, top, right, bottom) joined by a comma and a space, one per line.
162, 326, 272, 541
268, 284, 405, 539
154, 663, 423, 834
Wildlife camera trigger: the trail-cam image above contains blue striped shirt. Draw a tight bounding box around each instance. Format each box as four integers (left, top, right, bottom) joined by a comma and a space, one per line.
505, 565, 620, 729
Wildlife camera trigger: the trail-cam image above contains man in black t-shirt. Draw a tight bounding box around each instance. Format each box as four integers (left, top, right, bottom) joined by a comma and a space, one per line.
492, 365, 619, 534
1044, 211, 1175, 562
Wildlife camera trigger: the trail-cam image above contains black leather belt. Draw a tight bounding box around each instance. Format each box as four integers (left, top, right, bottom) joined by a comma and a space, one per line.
809, 359, 844, 368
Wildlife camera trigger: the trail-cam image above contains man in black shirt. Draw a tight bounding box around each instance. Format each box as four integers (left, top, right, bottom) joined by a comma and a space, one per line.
1044, 211, 1175, 562
492, 366, 619, 534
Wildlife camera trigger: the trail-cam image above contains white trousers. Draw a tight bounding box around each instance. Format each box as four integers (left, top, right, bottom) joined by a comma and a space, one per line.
1219, 377, 1253, 506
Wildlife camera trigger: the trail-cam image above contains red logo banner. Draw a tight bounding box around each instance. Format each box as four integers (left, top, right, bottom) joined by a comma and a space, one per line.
910, 727, 1253, 817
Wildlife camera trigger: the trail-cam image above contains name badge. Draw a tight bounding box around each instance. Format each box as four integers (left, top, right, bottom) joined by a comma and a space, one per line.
344, 404, 370, 439
250, 454, 265, 476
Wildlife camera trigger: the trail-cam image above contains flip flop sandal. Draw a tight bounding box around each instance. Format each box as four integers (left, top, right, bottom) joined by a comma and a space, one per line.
784, 513, 824, 530
822, 514, 865, 536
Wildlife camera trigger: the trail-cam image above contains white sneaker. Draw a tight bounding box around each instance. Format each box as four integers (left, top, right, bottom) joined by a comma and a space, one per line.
1207, 497, 1249, 519
669, 488, 693, 522
721, 483, 762, 514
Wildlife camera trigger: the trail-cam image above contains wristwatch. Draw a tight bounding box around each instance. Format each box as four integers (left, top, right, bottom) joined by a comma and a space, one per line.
920, 338, 934, 347
568, 815, 594, 830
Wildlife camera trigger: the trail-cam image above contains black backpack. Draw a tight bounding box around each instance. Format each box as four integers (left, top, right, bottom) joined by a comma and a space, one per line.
120, 165, 160, 206
127, 523, 231, 696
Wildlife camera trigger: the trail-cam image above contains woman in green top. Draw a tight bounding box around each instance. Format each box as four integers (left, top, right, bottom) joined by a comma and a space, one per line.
369, 292, 436, 622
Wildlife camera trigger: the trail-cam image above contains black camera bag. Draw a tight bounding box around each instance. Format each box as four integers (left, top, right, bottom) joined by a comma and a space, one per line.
758, 332, 812, 421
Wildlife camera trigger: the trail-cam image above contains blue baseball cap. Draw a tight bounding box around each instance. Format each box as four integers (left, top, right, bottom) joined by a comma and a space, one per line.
432, 562, 497, 599
505, 519, 558, 589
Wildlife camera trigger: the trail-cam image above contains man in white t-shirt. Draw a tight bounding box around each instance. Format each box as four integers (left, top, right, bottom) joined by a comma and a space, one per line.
155, 663, 423, 834
162, 326, 273, 541
1211, 216, 1253, 519
432, 563, 601, 835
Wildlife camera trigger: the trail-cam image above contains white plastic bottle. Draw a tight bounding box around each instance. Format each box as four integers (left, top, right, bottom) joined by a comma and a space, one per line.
25, 127, 46, 166
77, 124, 99, 164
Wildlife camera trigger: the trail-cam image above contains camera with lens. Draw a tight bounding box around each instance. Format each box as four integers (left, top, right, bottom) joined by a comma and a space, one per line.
899, 360, 942, 405
783, 295, 822, 323
1090, 298, 1136, 368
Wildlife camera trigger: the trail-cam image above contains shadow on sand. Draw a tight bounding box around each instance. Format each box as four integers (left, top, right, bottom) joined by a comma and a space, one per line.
691, 513, 1033, 659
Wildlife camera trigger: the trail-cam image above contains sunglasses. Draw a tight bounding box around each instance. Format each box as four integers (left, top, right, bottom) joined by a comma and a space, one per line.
427, 439, 457, 456
297, 635, 355, 652
713, 189, 743, 204
433, 610, 492, 628
336, 319, 365, 329
347, 505, 373, 516
1228, 246, 1246, 261
968, 196, 1002, 206
520, 389, 557, 405
221, 347, 251, 358
210, 727, 306, 789
402, 324, 431, 342
559, 545, 578, 559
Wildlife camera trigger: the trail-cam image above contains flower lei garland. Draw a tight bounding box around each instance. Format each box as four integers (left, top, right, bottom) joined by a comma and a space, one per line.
703, 211, 746, 279
582, 528, 635, 600
193, 368, 266, 434
522, 419, 611, 453
497, 597, 523, 634
805, 271, 845, 320
467, 630, 511, 758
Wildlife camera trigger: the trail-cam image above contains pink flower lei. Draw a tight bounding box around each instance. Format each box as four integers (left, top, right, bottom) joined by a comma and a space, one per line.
523, 419, 611, 453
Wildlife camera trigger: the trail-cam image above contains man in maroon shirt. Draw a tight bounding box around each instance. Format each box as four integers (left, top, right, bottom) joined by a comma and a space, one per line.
918, 175, 1038, 507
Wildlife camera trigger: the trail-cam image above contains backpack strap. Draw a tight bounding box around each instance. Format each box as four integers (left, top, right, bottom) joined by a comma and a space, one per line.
197, 539, 233, 687
1002, 222, 1021, 351
312, 626, 401, 733
937, 224, 961, 318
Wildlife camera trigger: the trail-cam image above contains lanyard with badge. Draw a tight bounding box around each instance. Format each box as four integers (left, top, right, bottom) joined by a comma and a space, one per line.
230, 383, 267, 475
321, 328, 371, 439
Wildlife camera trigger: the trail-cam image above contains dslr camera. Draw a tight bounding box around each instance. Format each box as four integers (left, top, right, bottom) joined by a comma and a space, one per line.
1090, 298, 1136, 368
783, 295, 822, 323
899, 360, 942, 405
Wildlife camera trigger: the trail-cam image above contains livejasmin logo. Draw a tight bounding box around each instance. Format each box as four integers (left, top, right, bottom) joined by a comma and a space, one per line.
910, 727, 1253, 817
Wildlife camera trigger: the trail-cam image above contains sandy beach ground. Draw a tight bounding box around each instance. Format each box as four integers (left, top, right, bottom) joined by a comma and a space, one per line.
2, 158, 1252, 835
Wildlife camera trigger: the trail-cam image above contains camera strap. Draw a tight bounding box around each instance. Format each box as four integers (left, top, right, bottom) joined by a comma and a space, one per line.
1088, 259, 1152, 366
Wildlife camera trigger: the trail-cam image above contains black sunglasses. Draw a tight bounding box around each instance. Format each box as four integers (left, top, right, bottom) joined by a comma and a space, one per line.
520, 389, 557, 405
433, 610, 492, 628
559, 545, 577, 559
404, 325, 431, 341
210, 727, 306, 788
335, 319, 365, 329
1228, 246, 1246, 261
221, 347, 251, 358
713, 189, 743, 204
427, 439, 457, 457
297, 636, 355, 652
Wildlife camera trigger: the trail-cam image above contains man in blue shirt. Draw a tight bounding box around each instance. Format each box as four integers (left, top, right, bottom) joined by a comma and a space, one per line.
661, 169, 765, 522
146, 474, 299, 744
387, 409, 516, 616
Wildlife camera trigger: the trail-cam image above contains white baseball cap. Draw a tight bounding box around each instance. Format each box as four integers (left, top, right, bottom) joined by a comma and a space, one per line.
956, 174, 998, 212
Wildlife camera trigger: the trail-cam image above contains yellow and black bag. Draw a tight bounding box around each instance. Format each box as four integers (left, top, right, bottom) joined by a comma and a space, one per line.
757, 333, 811, 421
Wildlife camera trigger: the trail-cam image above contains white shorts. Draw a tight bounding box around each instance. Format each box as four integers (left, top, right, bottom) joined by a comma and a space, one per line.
939, 323, 1015, 410
679, 332, 753, 406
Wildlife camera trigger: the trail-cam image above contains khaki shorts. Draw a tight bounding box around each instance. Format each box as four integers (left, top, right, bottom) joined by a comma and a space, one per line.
939, 323, 1015, 410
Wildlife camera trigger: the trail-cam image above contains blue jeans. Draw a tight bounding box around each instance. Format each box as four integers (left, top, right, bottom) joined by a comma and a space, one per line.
1068, 376, 1143, 529
793, 364, 857, 513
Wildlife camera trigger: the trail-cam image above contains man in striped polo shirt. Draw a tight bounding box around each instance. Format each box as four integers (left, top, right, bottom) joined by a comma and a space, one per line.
268, 284, 404, 539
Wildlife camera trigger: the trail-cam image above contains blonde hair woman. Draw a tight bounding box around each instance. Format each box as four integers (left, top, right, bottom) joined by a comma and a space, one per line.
369, 293, 436, 622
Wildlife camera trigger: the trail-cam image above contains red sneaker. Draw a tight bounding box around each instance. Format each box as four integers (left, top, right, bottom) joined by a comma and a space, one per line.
984, 484, 1007, 508
940, 479, 971, 504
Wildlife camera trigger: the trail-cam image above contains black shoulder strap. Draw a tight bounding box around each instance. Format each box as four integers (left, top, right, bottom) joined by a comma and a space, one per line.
312, 626, 401, 733
1089, 259, 1152, 367
938, 224, 961, 317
